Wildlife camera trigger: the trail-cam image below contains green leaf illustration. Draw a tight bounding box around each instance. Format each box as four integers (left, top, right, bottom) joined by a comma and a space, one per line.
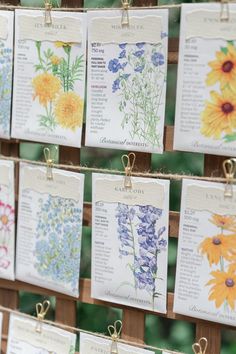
223, 133, 236, 142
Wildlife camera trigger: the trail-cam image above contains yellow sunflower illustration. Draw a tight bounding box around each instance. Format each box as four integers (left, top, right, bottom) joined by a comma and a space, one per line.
206, 44, 236, 91
199, 233, 236, 266
209, 214, 236, 231
207, 270, 236, 310
201, 90, 236, 139
55, 92, 83, 131
32, 72, 61, 106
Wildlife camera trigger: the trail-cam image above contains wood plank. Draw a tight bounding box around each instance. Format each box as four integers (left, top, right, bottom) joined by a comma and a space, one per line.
122, 309, 145, 344
196, 322, 221, 354
0, 289, 18, 346
55, 298, 77, 326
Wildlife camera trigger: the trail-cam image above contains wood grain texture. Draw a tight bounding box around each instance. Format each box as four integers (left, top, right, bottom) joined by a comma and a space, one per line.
55, 298, 77, 326
0, 289, 18, 344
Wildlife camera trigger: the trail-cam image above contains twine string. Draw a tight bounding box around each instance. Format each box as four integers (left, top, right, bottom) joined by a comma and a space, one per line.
0, 154, 230, 183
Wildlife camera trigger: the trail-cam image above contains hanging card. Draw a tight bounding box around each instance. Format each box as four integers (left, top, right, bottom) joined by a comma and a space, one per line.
11, 9, 87, 147
16, 163, 84, 297
7, 313, 76, 354
80, 333, 154, 354
86, 9, 168, 154
0, 11, 14, 139
174, 3, 236, 156
0, 160, 15, 281
92, 173, 169, 313
174, 179, 236, 327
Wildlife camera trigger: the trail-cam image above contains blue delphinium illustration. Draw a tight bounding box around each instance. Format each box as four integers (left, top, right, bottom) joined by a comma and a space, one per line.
108, 41, 167, 148
35, 195, 82, 292
116, 203, 167, 309
0, 41, 12, 136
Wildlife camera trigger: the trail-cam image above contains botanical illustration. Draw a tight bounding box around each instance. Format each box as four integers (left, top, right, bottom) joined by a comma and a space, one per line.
34, 195, 82, 292
201, 42, 236, 142
115, 203, 167, 309
32, 41, 84, 132
108, 41, 166, 148
0, 41, 12, 136
199, 214, 236, 311
0, 198, 14, 270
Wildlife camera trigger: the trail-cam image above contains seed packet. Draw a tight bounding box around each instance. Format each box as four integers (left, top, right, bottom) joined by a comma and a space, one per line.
86, 9, 168, 153
174, 3, 236, 156
16, 163, 84, 297
12, 9, 87, 147
0, 160, 15, 280
174, 178, 236, 326
92, 173, 169, 313
7, 313, 76, 354
0, 11, 14, 139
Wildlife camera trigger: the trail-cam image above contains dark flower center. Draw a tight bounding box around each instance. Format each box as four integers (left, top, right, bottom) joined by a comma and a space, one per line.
212, 237, 221, 245
225, 278, 235, 288
222, 60, 234, 73
221, 102, 234, 114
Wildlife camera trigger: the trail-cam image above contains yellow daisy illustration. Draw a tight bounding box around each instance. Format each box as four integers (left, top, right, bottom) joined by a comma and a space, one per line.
55, 92, 83, 131
32, 72, 61, 106
201, 89, 236, 139
199, 234, 236, 266
209, 214, 236, 231
207, 270, 236, 310
206, 44, 236, 91
55, 41, 73, 48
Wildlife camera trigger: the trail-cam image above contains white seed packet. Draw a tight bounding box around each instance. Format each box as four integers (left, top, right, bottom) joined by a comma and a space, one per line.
86, 9, 168, 154
174, 3, 236, 156
16, 163, 84, 297
12, 9, 87, 147
80, 333, 154, 354
91, 173, 169, 313
174, 179, 236, 326
7, 313, 76, 354
0, 11, 14, 139
0, 160, 15, 280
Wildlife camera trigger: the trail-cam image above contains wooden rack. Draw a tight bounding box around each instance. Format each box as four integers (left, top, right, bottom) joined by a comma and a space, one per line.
0, 0, 230, 353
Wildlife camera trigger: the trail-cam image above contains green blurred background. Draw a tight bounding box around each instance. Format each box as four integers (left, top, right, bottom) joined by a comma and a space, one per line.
17, 0, 235, 353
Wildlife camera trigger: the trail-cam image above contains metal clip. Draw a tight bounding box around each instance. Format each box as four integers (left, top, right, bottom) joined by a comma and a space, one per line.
223, 159, 236, 198
121, 152, 136, 189
44, 0, 52, 26
192, 337, 208, 354
44, 147, 54, 180
108, 320, 122, 354
220, 0, 229, 22
35, 300, 50, 333
121, 0, 131, 26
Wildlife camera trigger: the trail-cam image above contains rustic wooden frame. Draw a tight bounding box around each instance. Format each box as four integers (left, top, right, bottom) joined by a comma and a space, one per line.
0, 0, 229, 353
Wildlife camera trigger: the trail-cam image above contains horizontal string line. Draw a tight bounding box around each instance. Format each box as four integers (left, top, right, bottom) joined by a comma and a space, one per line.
0, 304, 185, 354
0, 154, 228, 183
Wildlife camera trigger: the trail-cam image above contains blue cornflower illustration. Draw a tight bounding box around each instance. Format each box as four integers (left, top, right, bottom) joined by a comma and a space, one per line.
134, 65, 145, 73
133, 49, 145, 58
119, 50, 126, 59
108, 58, 122, 73
119, 43, 127, 49
0, 41, 12, 137
112, 79, 120, 93
151, 52, 164, 66
136, 42, 145, 49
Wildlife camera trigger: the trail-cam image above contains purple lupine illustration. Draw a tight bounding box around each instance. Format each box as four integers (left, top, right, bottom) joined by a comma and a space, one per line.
116, 203, 167, 309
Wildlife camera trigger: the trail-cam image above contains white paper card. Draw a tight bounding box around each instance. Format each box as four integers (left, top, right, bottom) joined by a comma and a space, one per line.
0, 11, 14, 139
0, 160, 15, 280
11, 10, 87, 147
86, 9, 168, 154
80, 333, 154, 354
7, 313, 76, 354
174, 3, 236, 156
92, 174, 169, 313
16, 163, 84, 297
174, 179, 236, 326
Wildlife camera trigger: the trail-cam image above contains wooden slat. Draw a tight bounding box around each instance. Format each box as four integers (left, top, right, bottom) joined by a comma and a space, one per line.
122, 309, 145, 344
196, 322, 221, 354
0, 289, 18, 349
55, 298, 77, 327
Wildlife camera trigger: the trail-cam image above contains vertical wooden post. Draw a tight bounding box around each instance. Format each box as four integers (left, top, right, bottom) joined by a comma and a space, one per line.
55, 298, 77, 326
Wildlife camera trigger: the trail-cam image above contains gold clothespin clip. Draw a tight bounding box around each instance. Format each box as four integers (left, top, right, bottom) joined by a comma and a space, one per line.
44, 0, 52, 26
121, 152, 136, 189
220, 0, 229, 22
44, 147, 54, 180
121, 0, 131, 26
192, 337, 208, 354
35, 300, 50, 333
223, 159, 236, 198
108, 320, 122, 354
